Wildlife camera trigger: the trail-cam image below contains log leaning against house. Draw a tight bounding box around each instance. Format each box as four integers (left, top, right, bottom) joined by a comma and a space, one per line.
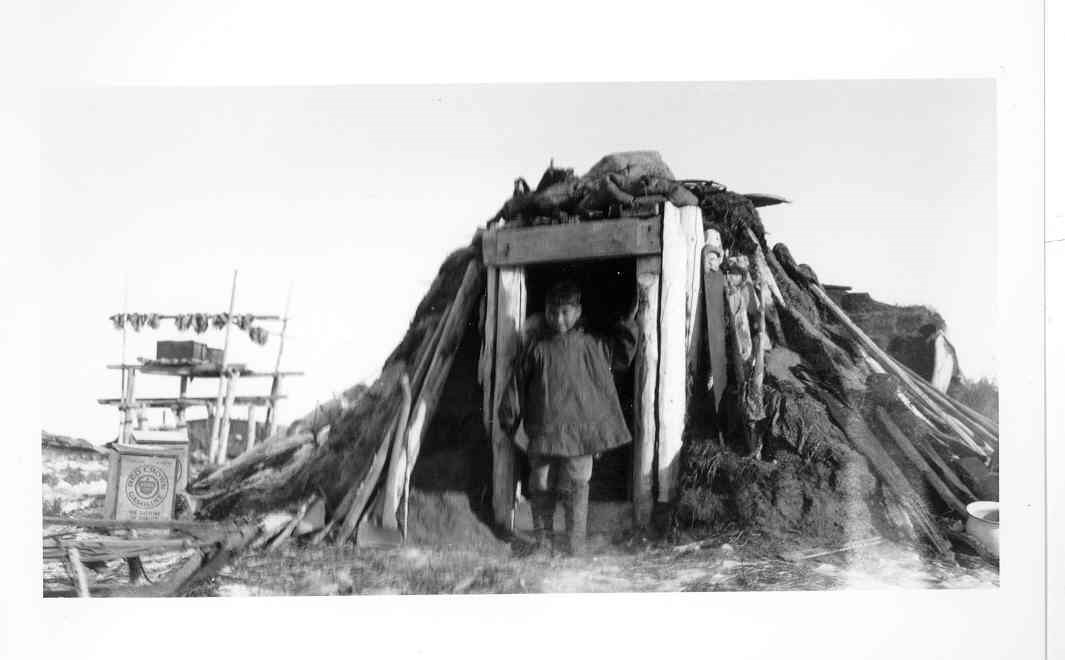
818, 392, 953, 556
387, 261, 483, 531
380, 374, 414, 531
806, 282, 995, 459
873, 406, 969, 516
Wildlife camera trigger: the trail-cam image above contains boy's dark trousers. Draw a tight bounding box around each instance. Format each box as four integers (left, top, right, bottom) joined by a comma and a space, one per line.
527, 453, 593, 554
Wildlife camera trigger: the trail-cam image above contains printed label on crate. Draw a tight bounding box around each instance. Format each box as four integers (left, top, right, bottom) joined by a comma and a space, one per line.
113, 454, 178, 521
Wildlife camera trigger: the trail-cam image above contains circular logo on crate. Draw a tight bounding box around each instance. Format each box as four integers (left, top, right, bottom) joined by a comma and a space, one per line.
125, 464, 170, 509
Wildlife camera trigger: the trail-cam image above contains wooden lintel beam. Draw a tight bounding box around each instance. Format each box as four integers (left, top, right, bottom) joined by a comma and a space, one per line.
483, 217, 662, 267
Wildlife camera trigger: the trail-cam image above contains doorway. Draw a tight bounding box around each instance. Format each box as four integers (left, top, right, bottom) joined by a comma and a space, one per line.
521, 257, 637, 502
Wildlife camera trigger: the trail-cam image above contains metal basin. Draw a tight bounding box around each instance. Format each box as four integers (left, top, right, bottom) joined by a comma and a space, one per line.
965, 501, 999, 558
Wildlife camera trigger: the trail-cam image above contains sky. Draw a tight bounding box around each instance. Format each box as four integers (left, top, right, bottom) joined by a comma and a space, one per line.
39, 80, 996, 444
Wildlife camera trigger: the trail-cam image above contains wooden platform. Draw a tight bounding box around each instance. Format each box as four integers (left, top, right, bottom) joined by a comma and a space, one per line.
107, 361, 304, 379
98, 395, 286, 409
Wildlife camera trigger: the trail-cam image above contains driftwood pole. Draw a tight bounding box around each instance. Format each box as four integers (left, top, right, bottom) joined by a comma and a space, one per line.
633, 256, 661, 525
491, 266, 525, 529
656, 203, 690, 503
217, 369, 241, 463
244, 404, 258, 453
264, 282, 293, 439
176, 376, 190, 428
121, 368, 137, 445
209, 270, 238, 462
480, 264, 499, 436
119, 278, 130, 444
380, 374, 413, 530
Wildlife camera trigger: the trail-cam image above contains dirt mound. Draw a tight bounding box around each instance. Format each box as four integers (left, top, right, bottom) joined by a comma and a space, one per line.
404, 490, 509, 555
676, 439, 881, 546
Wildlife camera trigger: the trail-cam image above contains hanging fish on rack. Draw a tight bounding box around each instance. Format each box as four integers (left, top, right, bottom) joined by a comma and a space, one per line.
234, 314, 256, 331
175, 314, 194, 332
109, 314, 125, 330
248, 326, 269, 346
128, 313, 147, 331
212, 313, 230, 330
147, 313, 161, 329
193, 313, 210, 334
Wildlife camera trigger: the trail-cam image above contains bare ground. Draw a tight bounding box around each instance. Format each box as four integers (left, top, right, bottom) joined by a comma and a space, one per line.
41, 442, 998, 597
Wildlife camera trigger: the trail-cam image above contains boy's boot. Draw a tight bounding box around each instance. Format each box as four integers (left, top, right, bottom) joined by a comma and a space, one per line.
746, 421, 763, 460
530, 494, 555, 553
563, 483, 590, 557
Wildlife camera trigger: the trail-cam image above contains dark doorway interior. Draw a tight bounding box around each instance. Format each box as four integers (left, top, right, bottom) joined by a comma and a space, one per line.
522, 258, 637, 502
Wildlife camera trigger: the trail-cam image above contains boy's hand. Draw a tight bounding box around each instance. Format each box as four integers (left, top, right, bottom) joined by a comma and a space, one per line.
624, 291, 640, 322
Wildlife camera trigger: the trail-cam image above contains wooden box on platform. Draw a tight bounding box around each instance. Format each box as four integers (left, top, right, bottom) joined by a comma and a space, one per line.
156, 340, 210, 362
103, 444, 183, 522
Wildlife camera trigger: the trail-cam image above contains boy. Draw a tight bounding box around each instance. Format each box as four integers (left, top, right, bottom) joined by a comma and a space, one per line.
499, 280, 638, 555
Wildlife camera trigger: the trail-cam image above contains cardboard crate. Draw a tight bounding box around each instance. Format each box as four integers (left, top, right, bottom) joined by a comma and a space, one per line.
103, 444, 183, 522
156, 340, 209, 362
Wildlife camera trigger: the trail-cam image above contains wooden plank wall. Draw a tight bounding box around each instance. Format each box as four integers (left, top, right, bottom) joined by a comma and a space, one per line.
633, 256, 661, 525
656, 203, 704, 504
483, 217, 661, 267
490, 267, 526, 531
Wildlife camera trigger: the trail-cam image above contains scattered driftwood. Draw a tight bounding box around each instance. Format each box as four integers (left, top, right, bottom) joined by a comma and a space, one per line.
780, 536, 883, 562
43, 516, 224, 535
267, 494, 319, 551
43, 517, 260, 597
66, 547, 90, 597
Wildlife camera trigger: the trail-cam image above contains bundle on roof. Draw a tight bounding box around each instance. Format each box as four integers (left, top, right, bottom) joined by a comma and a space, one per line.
491, 151, 698, 226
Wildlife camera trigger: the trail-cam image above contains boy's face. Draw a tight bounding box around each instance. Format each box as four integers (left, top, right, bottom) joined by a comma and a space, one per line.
545, 300, 581, 334
705, 251, 723, 272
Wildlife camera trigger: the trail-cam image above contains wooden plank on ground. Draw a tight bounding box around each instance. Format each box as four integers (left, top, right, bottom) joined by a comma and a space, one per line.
633, 256, 661, 526
43, 516, 228, 534
483, 217, 662, 266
